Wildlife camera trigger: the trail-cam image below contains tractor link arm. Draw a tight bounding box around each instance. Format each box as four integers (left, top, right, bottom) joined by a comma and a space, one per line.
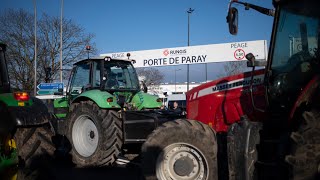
230, 0, 275, 17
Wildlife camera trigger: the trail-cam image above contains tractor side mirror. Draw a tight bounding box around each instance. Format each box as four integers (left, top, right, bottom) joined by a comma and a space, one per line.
246, 53, 267, 67
227, 7, 238, 35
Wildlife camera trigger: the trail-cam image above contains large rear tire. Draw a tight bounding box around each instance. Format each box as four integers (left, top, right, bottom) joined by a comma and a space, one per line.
14, 124, 55, 180
141, 119, 218, 180
66, 101, 123, 167
286, 109, 320, 180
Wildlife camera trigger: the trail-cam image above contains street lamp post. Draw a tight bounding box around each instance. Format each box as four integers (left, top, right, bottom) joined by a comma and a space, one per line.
187, 8, 194, 91
174, 68, 181, 92
86, 45, 91, 59
60, 0, 64, 83
33, 0, 37, 96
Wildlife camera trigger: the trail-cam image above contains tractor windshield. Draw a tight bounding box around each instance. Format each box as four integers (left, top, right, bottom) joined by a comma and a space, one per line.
96, 60, 139, 91
268, 0, 320, 107
271, 1, 319, 73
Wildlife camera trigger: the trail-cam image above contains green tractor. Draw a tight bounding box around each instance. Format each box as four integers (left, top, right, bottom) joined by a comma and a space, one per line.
0, 43, 55, 179
53, 55, 179, 167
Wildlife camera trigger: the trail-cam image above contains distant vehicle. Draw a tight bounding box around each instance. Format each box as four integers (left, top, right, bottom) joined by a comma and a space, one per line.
165, 94, 186, 110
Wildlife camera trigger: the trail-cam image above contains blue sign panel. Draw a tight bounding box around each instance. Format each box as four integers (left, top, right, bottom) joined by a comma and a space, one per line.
37, 83, 63, 95
37, 83, 63, 90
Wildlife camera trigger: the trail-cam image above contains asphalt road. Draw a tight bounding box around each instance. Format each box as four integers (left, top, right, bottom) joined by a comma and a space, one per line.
28, 151, 143, 180
54, 165, 142, 180
42, 134, 143, 180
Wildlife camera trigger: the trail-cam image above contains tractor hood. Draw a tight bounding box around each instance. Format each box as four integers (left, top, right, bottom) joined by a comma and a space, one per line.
186, 69, 266, 132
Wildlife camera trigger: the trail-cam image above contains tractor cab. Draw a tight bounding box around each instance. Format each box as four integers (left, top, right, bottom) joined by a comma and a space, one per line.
266, 0, 320, 111
228, 0, 320, 116
68, 57, 140, 97
64, 56, 146, 111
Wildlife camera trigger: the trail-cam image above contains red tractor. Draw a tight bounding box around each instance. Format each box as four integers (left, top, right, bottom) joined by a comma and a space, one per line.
141, 0, 320, 179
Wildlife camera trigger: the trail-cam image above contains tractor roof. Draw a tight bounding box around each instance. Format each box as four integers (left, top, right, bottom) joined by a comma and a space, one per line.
74, 56, 136, 65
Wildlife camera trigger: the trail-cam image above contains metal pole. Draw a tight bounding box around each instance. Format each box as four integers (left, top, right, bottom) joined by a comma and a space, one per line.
188, 11, 190, 47
175, 69, 177, 92
60, 0, 64, 82
33, 0, 37, 96
175, 68, 181, 92
187, 8, 194, 91
205, 64, 207, 82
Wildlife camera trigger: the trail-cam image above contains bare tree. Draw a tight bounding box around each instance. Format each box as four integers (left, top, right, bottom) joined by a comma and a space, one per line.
0, 9, 97, 91
136, 67, 164, 86
217, 61, 251, 78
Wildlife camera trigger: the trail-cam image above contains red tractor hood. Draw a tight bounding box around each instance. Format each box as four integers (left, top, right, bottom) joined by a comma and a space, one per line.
186, 69, 266, 132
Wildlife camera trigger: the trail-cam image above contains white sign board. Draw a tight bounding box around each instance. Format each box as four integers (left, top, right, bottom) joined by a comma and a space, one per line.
101, 40, 267, 68
291, 37, 317, 56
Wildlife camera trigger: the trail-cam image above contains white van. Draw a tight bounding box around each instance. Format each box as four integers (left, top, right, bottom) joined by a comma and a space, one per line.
164, 94, 186, 110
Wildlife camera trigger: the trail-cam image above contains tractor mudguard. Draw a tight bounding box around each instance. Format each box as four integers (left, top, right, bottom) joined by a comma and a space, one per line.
8, 97, 51, 126
131, 92, 162, 110
53, 90, 120, 123
289, 75, 320, 119
227, 116, 262, 180
73, 89, 120, 108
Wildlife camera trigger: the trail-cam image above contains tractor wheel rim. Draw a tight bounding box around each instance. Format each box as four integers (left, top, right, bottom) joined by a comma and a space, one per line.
156, 143, 209, 180
72, 115, 99, 157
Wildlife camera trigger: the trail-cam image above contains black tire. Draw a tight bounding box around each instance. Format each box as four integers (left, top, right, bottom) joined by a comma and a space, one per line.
14, 124, 55, 180
286, 109, 320, 180
66, 101, 123, 167
141, 119, 218, 180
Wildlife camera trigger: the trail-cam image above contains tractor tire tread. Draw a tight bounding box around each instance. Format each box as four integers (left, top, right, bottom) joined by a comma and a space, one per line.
141, 119, 218, 180
286, 109, 320, 180
67, 101, 123, 167
15, 124, 55, 180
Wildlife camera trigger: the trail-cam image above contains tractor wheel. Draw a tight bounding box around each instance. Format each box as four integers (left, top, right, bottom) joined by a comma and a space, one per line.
286, 109, 320, 180
14, 124, 55, 180
66, 101, 123, 167
141, 119, 218, 180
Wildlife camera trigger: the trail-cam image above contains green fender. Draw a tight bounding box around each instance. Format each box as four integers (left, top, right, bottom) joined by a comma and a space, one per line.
73, 90, 120, 108
132, 92, 162, 110
53, 90, 161, 117
53, 90, 120, 118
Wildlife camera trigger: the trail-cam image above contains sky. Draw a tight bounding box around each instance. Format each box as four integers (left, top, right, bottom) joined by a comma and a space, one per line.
2, 0, 274, 83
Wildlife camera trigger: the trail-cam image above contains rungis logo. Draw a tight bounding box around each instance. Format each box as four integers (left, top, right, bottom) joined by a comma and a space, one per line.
163, 49, 187, 56
163, 49, 169, 56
